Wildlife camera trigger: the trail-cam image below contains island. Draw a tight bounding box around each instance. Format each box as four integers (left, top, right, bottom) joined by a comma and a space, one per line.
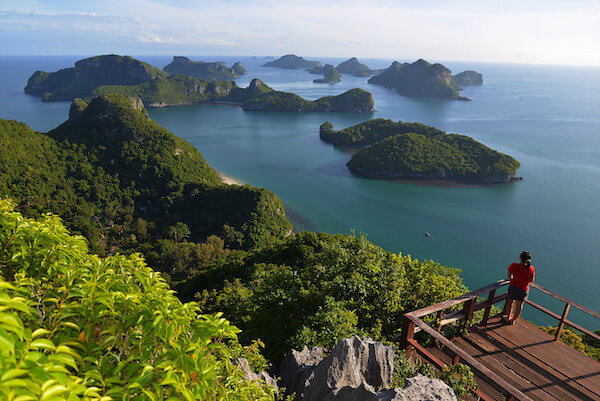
24, 54, 168, 101
308, 64, 341, 83
232, 61, 247, 75
241, 82, 373, 112
262, 54, 321, 69
320, 119, 522, 184
163, 56, 246, 80
452, 70, 483, 86
24, 55, 375, 113
336, 57, 376, 77
367, 59, 469, 100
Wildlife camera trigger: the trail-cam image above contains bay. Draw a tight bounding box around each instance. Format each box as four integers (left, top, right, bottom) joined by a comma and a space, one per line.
1, 55, 598, 328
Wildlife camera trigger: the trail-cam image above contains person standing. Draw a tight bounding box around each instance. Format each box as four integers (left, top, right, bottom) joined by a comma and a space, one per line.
502, 251, 535, 324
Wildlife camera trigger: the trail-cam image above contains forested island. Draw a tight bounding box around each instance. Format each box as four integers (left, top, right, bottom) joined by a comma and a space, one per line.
308, 64, 342, 83
24, 55, 374, 112
320, 119, 522, 184
336, 57, 378, 77
368, 59, 469, 100
452, 70, 484, 86
262, 54, 322, 69
163, 56, 246, 80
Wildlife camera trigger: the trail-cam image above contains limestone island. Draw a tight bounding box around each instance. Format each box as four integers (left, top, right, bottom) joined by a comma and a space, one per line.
320, 119, 522, 184
308, 64, 341, 83
336, 57, 377, 77
24, 55, 374, 112
163, 56, 246, 80
452, 70, 483, 86
262, 54, 322, 69
368, 59, 470, 100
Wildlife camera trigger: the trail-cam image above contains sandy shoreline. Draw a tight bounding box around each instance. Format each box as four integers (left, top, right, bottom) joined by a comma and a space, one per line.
218, 171, 245, 186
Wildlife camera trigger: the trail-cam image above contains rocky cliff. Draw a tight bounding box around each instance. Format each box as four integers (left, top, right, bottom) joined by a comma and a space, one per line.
279, 336, 457, 401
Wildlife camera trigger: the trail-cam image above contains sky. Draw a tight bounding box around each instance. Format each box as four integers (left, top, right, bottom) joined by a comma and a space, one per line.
1, 0, 599, 66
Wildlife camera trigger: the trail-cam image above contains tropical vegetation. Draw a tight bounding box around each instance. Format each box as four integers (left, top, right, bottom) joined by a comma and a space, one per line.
163, 56, 244, 81
0, 199, 276, 401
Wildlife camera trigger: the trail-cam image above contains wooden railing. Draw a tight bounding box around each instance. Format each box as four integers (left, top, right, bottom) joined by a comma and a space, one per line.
399, 279, 600, 401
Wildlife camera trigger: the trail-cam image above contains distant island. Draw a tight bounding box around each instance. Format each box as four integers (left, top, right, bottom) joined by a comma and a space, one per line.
163, 56, 246, 80
368, 59, 470, 100
308, 64, 341, 83
452, 70, 483, 86
336, 57, 378, 77
24, 55, 374, 112
25, 54, 168, 101
262, 54, 322, 69
320, 119, 521, 184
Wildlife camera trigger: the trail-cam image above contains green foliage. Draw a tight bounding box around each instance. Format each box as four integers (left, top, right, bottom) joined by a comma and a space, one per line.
452, 71, 483, 86
182, 231, 466, 362
347, 132, 521, 181
25, 55, 168, 101
243, 88, 374, 112
310, 64, 341, 83
540, 326, 600, 362
320, 118, 445, 146
440, 364, 478, 399
0, 199, 275, 401
0, 95, 292, 280
368, 59, 468, 100
391, 350, 436, 387
163, 57, 241, 81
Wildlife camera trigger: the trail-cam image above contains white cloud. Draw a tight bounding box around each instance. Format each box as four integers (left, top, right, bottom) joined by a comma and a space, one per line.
0, 1, 599, 65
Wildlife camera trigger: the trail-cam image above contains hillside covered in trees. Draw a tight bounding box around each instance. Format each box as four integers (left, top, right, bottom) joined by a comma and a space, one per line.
320, 119, 521, 184
163, 56, 246, 80
0, 94, 292, 281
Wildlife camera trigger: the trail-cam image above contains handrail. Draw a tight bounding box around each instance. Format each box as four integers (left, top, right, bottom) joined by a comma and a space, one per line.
400, 279, 600, 401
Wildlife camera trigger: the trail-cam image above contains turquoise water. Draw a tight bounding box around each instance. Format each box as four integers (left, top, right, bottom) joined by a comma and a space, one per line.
1, 55, 599, 328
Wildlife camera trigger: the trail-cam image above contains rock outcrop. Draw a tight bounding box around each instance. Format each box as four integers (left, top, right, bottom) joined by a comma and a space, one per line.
309, 64, 341, 83
237, 358, 279, 392
279, 336, 457, 401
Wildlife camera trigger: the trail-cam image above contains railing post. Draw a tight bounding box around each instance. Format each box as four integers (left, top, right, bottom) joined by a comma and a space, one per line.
482, 289, 496, 326
452, 352, 460, 366
400, 315, 415, 357
554, 303, 571, 342
462, 297, 477, 331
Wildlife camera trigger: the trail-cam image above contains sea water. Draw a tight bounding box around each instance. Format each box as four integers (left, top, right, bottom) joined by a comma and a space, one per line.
1, 55, 598, 328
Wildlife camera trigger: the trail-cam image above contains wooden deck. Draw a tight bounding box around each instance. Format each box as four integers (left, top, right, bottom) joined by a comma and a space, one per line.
429, 316, 600, 401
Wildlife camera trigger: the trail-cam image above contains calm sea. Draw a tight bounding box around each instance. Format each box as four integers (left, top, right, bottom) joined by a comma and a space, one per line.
1, 55, 598, 328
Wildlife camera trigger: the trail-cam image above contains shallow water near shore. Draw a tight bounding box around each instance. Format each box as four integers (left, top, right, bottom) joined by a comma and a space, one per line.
1, 55, 599, 328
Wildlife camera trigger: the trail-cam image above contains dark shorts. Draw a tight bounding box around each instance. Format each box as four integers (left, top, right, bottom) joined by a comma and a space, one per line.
508, 285, 528, 301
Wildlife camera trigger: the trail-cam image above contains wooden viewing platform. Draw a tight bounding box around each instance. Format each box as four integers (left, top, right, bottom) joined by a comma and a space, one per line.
400, 279, 600, 401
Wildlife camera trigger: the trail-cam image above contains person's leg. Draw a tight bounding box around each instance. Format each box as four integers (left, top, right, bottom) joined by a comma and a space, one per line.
509, 300, 524, 323
503, 299, 514, 321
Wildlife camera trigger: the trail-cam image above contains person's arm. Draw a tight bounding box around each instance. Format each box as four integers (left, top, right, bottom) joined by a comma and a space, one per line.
507, 264, 513, 280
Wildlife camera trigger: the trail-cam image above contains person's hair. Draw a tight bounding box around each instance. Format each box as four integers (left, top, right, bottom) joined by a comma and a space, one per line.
520, 251, 532, 267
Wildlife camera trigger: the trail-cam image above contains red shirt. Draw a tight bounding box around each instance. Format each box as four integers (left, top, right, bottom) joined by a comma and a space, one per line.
508, 263, 535, 291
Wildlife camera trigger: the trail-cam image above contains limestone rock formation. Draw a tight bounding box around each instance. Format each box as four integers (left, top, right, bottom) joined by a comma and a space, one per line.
263, 54, 322, 69
237, 358, 278, 392
279, 336, 457, 401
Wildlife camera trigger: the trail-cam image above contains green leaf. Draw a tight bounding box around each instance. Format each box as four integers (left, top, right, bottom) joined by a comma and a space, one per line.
1, 368, 28, 381
30, 339, 56, 351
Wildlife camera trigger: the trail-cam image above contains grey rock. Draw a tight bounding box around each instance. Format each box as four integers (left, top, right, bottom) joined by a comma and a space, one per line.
280, 337, 457, 401
237, 358, 279, 392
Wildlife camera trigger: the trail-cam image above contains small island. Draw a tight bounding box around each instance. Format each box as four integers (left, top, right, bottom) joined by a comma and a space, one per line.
452, 70, 483, 86
308, 64, 341, 83
262, 54, 322, 69
24, 55, 375, 113
336, 57, 376, 77
320, 119, 521, 184
163, 56, 246, 80
367, 59, 469, 100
